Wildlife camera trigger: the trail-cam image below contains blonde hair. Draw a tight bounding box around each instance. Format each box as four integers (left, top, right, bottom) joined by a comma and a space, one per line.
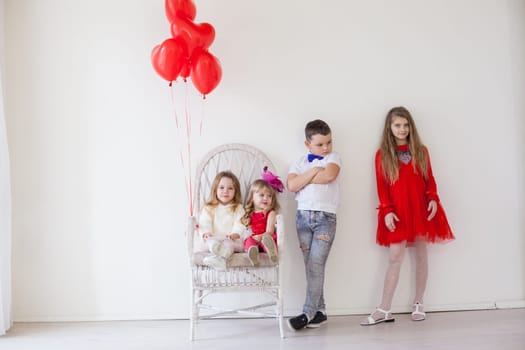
241, 179, 280, 226
380, 106, 428, 184
205, 171, 242, 212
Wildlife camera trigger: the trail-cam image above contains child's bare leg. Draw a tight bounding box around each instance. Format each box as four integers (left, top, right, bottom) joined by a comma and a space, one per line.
371, 242, 406, 321
412, 238, 428, 321
414, 238, 428, 304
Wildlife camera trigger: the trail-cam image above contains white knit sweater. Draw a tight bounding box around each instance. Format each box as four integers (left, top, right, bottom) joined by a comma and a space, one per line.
198, 203, 246, 240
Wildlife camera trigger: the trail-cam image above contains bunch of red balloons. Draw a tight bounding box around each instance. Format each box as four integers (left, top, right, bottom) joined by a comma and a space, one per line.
151, 0, 222, 95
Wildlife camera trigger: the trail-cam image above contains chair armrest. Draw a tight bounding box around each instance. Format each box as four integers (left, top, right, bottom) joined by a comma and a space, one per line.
276, 214, 284, 254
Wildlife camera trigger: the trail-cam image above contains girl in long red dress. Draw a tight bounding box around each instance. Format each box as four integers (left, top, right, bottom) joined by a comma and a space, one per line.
361, 106, 454, 326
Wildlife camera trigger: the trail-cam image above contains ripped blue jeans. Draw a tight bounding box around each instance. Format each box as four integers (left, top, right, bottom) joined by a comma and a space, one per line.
296, 210, 337, 319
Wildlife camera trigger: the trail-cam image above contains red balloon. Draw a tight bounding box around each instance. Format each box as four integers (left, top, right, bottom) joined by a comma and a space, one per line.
171, 15, 215, 55
165, 0, 196, 22
179, 59, 191, 79
190, 50, 222, 95
151, 37, 188, 82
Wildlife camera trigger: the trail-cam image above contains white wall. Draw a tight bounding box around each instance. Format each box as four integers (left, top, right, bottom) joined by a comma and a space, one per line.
3, 0, 524, 321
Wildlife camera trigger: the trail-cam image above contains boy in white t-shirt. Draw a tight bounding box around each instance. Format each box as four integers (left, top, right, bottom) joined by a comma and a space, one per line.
286, 119, 342, 331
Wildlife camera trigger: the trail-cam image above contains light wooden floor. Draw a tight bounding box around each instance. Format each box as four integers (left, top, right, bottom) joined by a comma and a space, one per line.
1, 308, 524, 350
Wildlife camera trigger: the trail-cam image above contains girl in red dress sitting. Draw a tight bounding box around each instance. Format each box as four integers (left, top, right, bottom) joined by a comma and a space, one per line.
361, 106, 455, 326
241, 175, 281, 266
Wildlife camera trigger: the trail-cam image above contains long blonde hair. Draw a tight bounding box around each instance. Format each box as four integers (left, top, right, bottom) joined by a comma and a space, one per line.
241, 179, 280, 226
205, 171, 242, 212
380, 106, 428, 184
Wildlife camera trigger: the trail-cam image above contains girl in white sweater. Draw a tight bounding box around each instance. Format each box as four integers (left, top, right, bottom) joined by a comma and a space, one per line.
198, 171, 246, 270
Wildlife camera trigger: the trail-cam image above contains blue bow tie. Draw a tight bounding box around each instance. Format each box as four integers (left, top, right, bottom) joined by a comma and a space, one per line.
308, 154, 324, 162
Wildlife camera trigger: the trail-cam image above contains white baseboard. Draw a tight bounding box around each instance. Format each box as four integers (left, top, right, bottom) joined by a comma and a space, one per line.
14, 314, 181, 323
286, 301, 516, 317
15, 300, 525, 322
495, 299, 525, 309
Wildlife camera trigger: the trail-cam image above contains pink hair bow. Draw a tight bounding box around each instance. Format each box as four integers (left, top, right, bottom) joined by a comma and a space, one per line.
262, 166, 284, 193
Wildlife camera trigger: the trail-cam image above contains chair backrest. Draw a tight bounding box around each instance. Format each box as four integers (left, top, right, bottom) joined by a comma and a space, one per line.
193, 143, 276, 216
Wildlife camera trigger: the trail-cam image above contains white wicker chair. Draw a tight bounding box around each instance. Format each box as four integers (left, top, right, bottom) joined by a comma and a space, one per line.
187, 143, 284, 340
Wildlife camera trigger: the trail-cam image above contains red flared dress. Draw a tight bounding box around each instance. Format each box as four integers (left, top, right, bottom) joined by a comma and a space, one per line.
375, 144, 455, 247
244, 210, 278, 251
250, 210, 274, 235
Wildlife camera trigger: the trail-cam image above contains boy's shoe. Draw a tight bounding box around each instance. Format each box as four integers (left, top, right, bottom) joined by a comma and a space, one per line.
287, 313, 309, 331
247, 246, 259, 266
203, 255, 227, 271
261, 235, 278, 263
306, 311, 327, 328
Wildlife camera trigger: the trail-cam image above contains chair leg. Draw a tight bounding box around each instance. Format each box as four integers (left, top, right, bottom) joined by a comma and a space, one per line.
190, 289, 201, 341
190, 318, 195, 341
277, 289, 284, 338
190, 288, 195, 341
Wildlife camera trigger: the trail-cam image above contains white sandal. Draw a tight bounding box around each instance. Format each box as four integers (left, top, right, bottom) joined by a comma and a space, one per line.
360, 307, 395, 326
411, 302, 426, 321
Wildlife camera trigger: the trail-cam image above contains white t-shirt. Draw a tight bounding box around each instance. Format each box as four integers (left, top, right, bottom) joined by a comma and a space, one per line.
288, 152, 342, 214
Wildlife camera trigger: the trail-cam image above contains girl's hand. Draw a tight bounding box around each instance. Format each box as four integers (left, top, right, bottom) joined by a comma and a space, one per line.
385, 212, 399, 232
228, 233, 240, 241
253, 234, 263, 242
202, 233, 212, 241
427, 200, 437, 221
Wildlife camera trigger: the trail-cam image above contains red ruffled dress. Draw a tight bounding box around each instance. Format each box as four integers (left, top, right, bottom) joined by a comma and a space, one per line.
375, 144, 455, 247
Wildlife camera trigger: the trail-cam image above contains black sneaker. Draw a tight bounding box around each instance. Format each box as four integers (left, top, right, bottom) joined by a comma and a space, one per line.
287, 313, 309, 331
306, 311, 327, 328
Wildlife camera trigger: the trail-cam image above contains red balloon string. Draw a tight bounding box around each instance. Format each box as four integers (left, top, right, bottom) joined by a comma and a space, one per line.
171, 81, 195, 216
178, 140, 193, 216
187, 141, 194, 216
169, 83, 179, 129
184, 82, 194, 216
179, 149, 190, 212
185, 82, 191, 137
199, 96, 206, 136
